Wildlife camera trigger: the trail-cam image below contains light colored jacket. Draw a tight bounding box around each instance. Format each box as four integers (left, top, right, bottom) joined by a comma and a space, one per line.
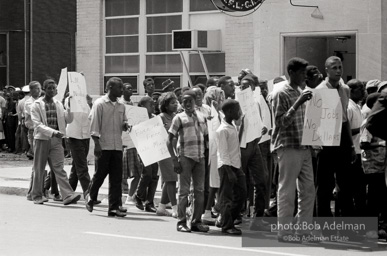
31, 97, 73, 140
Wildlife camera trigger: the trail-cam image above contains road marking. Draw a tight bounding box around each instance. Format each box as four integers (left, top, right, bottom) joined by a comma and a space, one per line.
85, 231, 308, 256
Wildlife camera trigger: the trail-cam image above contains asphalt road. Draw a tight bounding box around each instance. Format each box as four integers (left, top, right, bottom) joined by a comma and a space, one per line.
1, 194, 387, 256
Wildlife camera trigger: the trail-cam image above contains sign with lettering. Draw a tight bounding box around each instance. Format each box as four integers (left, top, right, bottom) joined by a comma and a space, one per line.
68, 72, 89, 113
302, 89, 343, 146
236, 87, 263, 146
254, 90, 272, 144
130, 116, 171, 166
55, 67, 67, 103
122, 105, 149, 149
215, 0, 264, 12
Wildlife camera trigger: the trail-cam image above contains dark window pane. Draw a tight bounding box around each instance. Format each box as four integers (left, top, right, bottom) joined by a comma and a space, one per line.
190, 75, 223, 86
146, 55, 182, 73
189, 52, 225, 73
145, 76, 181, 91
106, 18, 139, 36
104, 76, 138, 93
105, 56, 139, 73
147, 35, 172, 52
190, 0, 217, 12
146, 0, 182, 14
105, 0, 139, 17
106, 36, 139, 53
147, 16, 181, 34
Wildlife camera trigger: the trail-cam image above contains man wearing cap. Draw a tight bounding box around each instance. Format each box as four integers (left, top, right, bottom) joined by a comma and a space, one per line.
15, 86, 31, 154
362, 80, 381, 119
161, 79, 175, 92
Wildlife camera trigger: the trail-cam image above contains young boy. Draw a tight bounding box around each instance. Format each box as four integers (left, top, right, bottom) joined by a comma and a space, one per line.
216, 99, 246, 235
168, 90, 209, 233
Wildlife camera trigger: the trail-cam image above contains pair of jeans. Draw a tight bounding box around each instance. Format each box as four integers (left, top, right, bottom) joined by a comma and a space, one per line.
88, 150, 122, 211
136, 162, 159, 205
241, 139, 268, 217
276, 147, 315, 236
31, 138, 75, 201
68, 138, 91, 196
218, 166, 246, 230
177, 156, 205, 225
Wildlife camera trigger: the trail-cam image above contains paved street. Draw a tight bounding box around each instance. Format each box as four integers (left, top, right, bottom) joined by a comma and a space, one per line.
0, 193, 386, 256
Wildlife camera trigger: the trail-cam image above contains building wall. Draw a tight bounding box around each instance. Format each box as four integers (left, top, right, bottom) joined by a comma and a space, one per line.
76, 0, 103, 95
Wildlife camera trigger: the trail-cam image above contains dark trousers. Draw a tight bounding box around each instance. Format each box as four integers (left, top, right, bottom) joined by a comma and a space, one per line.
350, 155, 367, 216
44, 170, 59, 196
259, 140, 273, 209
366, 173, 387, 221
241, 139, 268, 217
218, 166, 246, 230
136, 162, 159, 205
203, 148, 210, 213
68, 138, 91, 196
5, 116, 17, 151
88, 150, 122, 211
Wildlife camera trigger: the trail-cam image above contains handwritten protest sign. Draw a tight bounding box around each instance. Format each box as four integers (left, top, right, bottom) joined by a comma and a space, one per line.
236, 87, 263, 147
302, 89, 342, 146
55, 68, 67, 103
208, 103, 221, 187
267, 75, 287, 93
68, 72, 89, 113
122, 106, 149, 148
130, 116, 170, 166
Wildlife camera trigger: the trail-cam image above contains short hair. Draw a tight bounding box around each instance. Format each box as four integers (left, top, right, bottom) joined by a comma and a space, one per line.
143, 78, 154, 87
366, 93, 381, 109
206, 77, 219, 87
159, 92, 177, 113
106, 77, 122, 91
242, 74, 259, 86
273, 77, 285, 84
287, 57, 309, 74
182, 90, 196, 100
218, 76, 232, 88
173, 87, 181, 94
29, 81, 41, 91
137, 96, 153, 107
42, 79, 56, 90
347, 79, 364, 91
221, 99, 240, 113
195, 83, 206, 94
152, 92, 161, 97
306, 65, 320, 80
123, 83, 132, 89
181, 86, 190, 94
325, 56, 341, 68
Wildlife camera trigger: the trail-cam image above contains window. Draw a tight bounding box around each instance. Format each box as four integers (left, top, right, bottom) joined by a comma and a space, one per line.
105, 56, 139, 73
104, 76, 138, 93
146, 0, 182, 14
190, 0, 217, 12
0, 34, 7, 89
189, 52, 225, 73
145, 76, 181, 91
105, 0, 140, 17
146, 55, 182, 73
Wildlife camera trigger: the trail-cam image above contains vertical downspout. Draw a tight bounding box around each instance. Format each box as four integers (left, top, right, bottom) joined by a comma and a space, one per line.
29, 0, 33, 81
24, 0, 27, 84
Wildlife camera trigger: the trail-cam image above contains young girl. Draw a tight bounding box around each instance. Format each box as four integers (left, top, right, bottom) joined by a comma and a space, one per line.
156, 92, 178, 217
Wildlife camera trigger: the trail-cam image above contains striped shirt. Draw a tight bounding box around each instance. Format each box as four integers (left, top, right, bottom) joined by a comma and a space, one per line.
169, 111, 208, 162
44, 99, 58, 130
271, 82, 306, 150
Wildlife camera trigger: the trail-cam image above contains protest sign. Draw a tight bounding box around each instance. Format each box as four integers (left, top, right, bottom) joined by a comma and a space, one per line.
236, 87, 263, 146
55, 68, 67, 103
302, 89, 342, 146
68, 72, 89, 113
122, 105, 149, 148
130, 116, 170, 166
208, 103, 221, 188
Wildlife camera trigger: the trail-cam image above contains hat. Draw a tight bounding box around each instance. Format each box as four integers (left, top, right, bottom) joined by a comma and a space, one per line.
366, 79, 381, 90
22, 85, 30, 92
161, 79, 174, 92
377, 81, 387, 92
152, 92, 161, 97
182, 90, 196, 100
241, 74, 255, 84
15, 87, 21, 92
5, 85, 15, 90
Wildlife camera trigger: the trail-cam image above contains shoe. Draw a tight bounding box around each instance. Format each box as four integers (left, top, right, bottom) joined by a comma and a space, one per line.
94, 200, 102, 205
118, 206, 127, 212
215, 216, 222, 228
222, 227, 242, 235
108, 210, 127, 217
191, 223, 210, 233
249, 219, 271, 232
145, 203, 157, 213
86, 200, 94, 212
53, 195, 63, 201
177, 223, 191, 232
156, 208, 172, 216
42, 196, 49, 203
26, 195, 32, 201
234, 217, 242, 226
63, 194, 81, 205
33, 198, 46, 204
134, 195, 144, 210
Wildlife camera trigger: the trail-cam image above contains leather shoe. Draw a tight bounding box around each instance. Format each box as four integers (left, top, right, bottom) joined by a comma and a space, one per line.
108, 210, 127, 217
191, 224, 209, 232
134, 195, 144, 210
119, 206, 127, 212
86, 200, 93, 212
222, 227, 242, 235
33, 198, 46, 204
94, 200, 102, 205
63, 194, 81, 205
177, 223, 191, 232
145, 204, 157, 213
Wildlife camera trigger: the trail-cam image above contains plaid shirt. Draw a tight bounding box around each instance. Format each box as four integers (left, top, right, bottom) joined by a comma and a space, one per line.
169, 111, 207, 162
271, 82, 306, 150
44, 100, 58, 130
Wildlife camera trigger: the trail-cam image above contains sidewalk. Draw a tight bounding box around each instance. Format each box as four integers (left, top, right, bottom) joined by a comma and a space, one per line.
0, 152, 162, 204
